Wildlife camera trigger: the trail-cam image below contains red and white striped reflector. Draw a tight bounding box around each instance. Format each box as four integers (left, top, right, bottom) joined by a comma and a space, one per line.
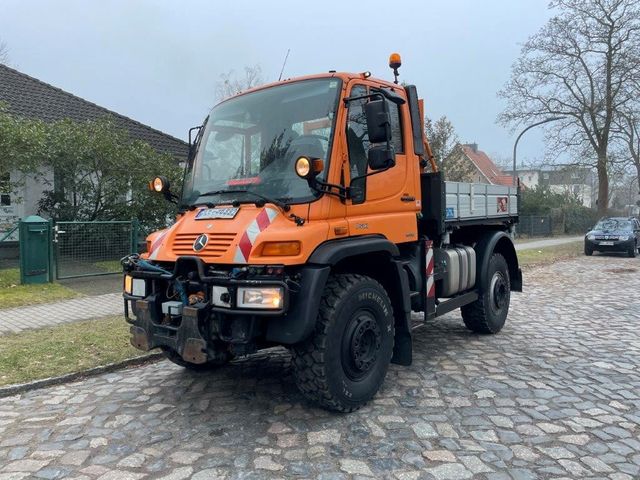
425, 240, 435, 298
148, 225, 176, 260
233, 207, 278, 264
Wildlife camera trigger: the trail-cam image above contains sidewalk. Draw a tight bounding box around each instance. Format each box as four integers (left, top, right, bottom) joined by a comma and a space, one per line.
515, 235, 583, 251
0, 293, 122, 335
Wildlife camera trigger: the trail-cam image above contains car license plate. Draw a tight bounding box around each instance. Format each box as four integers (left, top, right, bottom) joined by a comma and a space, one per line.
195, 207, 239, 220
599, 241, 614, 246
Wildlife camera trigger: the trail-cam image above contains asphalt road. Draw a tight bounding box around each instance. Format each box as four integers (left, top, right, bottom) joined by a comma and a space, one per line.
0, 254, 639, 479
515, 236, 583, 251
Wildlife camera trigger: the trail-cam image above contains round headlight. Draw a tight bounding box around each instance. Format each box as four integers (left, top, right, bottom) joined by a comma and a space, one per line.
153, 177, 165, 192
295, 157, 311, 178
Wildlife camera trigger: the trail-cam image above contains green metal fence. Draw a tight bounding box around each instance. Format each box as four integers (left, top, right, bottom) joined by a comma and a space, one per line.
0, 223, 19, 242
54, 220, 139, 279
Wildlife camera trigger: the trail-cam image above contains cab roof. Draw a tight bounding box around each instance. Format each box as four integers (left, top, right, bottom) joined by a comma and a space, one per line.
216, 72, 402, 106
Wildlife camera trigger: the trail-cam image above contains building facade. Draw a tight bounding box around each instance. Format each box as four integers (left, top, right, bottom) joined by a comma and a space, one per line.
0, 64, 188, 234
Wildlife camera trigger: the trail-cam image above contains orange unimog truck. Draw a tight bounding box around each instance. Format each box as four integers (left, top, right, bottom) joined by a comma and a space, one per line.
123, 55, 521, 412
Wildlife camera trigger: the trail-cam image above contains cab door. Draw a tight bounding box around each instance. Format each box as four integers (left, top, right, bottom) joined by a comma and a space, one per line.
343, 82, 418, 244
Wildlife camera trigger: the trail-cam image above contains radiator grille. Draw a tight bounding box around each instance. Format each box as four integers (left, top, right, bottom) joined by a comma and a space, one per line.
172, 232, 236, 258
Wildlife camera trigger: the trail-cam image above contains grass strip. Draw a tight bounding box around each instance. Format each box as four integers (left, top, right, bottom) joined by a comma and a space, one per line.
0, 315, 147, 386
0, 268, 80, 308
518, 241, 584, 267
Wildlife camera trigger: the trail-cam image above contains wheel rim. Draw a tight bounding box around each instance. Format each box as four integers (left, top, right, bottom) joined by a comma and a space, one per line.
490, 271, 508, 311
341, 310, 382, 381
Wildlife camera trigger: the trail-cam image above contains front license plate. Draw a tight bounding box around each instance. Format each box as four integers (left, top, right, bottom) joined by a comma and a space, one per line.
599, 241, 614, 246
195, 207, 239, 220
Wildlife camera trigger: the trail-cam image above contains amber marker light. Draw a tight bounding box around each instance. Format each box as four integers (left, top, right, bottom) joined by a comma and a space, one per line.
389, 52, 402, 69
262, 241, 301, 256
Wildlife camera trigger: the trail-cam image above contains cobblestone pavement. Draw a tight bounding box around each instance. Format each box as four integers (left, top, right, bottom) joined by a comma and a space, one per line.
0, 255, 639, 479
0, 293, 122, 335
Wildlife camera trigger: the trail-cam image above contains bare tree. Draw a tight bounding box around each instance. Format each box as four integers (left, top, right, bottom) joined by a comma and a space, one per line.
499, 0, 640, 214
215, 65, 263, 101
0, 38, 9, 65
613, 109, 640, 198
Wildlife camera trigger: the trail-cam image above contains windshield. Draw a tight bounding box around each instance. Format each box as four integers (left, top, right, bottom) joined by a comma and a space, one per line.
182, 78, 342, 206
594, 219, 633, 231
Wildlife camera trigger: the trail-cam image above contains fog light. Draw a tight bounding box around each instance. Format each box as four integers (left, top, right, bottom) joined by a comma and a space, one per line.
237, 287, 283, 309
211, 286, 231, 307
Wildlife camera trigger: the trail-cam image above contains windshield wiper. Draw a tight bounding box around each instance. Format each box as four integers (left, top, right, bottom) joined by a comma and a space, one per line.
196, 189, 291, 212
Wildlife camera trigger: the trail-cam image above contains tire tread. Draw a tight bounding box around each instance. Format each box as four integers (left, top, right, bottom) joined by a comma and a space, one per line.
291, 274, 393, 412
461, 253, 509, 334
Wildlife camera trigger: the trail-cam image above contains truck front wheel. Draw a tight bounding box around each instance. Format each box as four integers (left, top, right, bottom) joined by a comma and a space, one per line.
461, 253, 510, 334
292, 274, 394, 412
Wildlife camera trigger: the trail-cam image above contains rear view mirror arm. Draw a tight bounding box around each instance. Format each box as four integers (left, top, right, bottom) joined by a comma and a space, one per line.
349, 166, 392, 187
307, 177, 348, 202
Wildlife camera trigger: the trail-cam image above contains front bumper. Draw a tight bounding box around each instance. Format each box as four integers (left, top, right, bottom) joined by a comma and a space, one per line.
123, 257, 330, 360
585, 238, 635, 252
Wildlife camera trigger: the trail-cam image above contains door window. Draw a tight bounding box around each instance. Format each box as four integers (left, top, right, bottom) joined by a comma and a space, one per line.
346, 85, 404, 204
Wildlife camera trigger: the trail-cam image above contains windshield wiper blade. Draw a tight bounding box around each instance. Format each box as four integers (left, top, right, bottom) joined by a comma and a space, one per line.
197, 189, 291, 212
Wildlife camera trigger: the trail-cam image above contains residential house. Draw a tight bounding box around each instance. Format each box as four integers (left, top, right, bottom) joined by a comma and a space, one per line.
506, 166, 594, 208
0, 64, 188, 231
457, 143, 514, 186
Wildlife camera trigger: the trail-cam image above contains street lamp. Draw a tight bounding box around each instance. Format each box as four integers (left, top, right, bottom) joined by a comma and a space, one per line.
512, 116, 565, 186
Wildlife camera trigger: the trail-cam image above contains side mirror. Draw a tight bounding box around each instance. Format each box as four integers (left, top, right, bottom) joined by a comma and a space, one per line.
368, 145, 395, 170
295, 156, 324, 180
365, 99, 391, 144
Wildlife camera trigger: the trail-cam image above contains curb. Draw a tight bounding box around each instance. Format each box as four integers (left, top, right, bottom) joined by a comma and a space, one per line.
0, 353, 164, 399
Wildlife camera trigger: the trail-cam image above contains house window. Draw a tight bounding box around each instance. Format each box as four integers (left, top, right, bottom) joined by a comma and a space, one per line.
0, 173, 10, 206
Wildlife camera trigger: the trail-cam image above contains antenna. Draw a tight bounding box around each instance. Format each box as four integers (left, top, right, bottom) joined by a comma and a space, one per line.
278, 49, 290, 81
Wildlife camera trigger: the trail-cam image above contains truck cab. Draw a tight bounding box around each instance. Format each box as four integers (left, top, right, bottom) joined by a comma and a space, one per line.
123, 58, 521, 412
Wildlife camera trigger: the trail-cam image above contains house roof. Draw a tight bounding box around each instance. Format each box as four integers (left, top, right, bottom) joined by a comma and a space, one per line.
0, 64, 188, 159
462, 144, 514, 186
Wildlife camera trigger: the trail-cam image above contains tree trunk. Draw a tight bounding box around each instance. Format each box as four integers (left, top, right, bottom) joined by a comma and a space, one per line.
596, 151, 609, 215
636, 165, 640, 206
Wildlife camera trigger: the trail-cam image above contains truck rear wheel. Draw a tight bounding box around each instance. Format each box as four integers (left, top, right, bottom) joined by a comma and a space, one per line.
461, 253, 510, 334
292, 274, 394, 412
161, 346, 231, 371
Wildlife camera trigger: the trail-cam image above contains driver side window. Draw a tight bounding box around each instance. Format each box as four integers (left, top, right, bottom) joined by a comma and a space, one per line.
346, 86, 370, 203
346, 86, 404, 204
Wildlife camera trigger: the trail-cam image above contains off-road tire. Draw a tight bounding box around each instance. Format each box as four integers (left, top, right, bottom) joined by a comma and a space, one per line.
461, 253, 510, 334
291, 274, 394, 412
584, 244, 594, 256
160, 346, 231, 371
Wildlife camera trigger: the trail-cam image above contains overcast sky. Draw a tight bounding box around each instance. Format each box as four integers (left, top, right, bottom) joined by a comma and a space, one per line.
1, 0, 552, 166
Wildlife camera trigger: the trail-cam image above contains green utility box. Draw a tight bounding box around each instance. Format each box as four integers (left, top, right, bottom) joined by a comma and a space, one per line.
19, 215, 53, 284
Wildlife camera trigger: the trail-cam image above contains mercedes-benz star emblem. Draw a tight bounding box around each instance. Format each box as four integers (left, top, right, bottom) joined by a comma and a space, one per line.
193, 233, 208, 252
